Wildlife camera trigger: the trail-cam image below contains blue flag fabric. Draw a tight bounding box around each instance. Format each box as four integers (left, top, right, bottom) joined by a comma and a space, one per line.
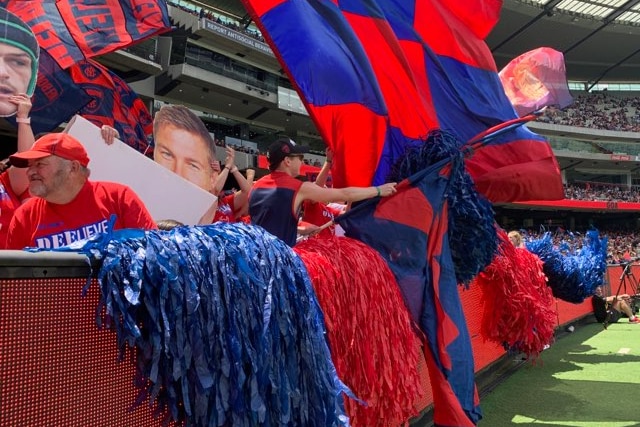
336, 157, 481, 426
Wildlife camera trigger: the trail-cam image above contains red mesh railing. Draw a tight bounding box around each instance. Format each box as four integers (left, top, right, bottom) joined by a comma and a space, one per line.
0, 278, 170, 426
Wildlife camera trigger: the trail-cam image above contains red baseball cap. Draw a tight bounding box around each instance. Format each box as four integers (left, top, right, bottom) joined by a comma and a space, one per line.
10, 133, 90, 168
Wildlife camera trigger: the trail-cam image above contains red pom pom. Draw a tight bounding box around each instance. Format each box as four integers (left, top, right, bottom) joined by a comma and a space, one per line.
474, 231, 556, 358
296, 237, 423, 426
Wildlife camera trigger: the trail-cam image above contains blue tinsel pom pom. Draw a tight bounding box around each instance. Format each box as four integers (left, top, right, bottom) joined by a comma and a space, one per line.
526, 229, 608, 303
55, 223, 351, 426
386, 130, 498, 285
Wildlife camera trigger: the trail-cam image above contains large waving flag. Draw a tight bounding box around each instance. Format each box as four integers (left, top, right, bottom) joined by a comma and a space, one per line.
1, 0, 170, 69
336, 157, 481, 426
1, 0, 169, 140
241, 0, 563, 203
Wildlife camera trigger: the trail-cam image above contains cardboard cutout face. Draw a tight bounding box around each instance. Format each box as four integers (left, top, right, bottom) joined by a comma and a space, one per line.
0, 7, 39, 117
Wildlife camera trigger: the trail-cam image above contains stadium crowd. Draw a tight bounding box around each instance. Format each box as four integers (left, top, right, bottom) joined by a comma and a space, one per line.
564, 181, 640, 203
518, 228, 640, 266
541, 92, 640, 132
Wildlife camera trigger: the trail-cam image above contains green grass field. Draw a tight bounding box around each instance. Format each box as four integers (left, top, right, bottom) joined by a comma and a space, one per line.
478, 320, 640, 427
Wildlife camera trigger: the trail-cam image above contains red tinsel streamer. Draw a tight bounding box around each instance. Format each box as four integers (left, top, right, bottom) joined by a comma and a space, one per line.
295, 237, 423, 426
473, 231, 557, 358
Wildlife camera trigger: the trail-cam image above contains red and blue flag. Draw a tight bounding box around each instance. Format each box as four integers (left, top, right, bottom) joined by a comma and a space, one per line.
1, 0, 170, 69
241, 0, 563, 203
2, 0, 169, 142
70, 60, 153, 153
336, 158, 481, 426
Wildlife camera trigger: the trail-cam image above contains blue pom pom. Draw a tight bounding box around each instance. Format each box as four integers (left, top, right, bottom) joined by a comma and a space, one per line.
526, 229, 608, 303
386, 130, 498, 285
49, 223, 351, 425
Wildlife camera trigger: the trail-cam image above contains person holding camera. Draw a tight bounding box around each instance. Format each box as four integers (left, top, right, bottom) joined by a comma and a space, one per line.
591, 285, 640, 324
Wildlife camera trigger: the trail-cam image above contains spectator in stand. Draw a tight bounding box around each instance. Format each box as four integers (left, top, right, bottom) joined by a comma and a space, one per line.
212, 145, 254, 223
249, 137, 396, 247
6, 133, 156, 249
300, 147, 345, 239
508, 230, 526, 248
591, 285, 640, 324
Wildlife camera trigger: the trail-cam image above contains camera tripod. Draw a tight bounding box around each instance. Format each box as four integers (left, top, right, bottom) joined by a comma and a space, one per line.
603, 261, 640, 329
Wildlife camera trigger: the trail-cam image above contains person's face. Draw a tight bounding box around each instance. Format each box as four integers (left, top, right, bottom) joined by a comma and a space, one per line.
27, 156, 72, 200
508, 234, 519, 247
594, 286, 604, 297
153, 124, 216, 191
286, 154, 304, 176
0, 42, 32, 117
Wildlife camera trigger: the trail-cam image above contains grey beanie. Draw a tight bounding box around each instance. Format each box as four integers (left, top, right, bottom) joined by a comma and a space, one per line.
0, 7, 39, 96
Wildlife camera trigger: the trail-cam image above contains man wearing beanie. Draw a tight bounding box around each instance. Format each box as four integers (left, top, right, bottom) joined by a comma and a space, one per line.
0, 7, 39, 117
5, 133, 157, 249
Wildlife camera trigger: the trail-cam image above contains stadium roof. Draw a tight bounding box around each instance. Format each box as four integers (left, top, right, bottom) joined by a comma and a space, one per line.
204, 0, 640, 87
490, 0, 640, 87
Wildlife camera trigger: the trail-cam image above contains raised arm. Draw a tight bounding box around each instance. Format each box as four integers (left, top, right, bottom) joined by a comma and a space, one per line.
212, 146, 235, 196
314, 147, 333, 187
296, 181, 396, 212
8, 94, 35, 196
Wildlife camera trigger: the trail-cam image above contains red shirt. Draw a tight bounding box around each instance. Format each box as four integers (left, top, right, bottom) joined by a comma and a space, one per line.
301, 200, 342, 238
7, 180, 156, 250
0, 171, 28, 249
213, 194, 236, 223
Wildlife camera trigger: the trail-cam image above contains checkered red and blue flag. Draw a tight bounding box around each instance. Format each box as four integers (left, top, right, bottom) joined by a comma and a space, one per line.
241, 0, 563, 203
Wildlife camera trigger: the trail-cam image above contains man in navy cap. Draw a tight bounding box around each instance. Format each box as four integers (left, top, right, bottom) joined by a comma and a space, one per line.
249, 137, 397, 246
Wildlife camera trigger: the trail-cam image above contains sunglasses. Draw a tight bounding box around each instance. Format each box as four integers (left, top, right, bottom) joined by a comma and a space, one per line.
287, 154, 304, 160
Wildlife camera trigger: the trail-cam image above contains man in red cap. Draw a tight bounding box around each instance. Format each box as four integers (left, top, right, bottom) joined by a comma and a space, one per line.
5, 133, 156, 249
249, 137, 397, 247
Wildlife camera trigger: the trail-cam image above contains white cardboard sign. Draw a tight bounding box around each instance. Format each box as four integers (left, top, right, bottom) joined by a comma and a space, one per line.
64, 115, 217, 225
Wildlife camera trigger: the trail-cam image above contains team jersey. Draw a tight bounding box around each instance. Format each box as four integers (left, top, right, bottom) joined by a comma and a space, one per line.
7, 180, 156, 250
213, 194, 236, 223
301, 200, 343, 239
249, 171, 302, 247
